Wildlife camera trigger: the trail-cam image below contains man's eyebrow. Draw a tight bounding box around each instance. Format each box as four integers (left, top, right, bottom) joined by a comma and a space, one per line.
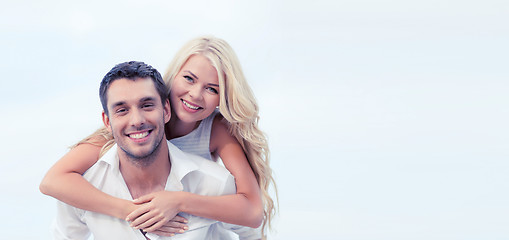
184, 70, 198, 79
110, 101, 126, 109
140, 97, 158, 102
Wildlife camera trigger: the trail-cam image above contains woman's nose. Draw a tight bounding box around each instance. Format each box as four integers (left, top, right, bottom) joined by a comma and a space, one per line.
189, 85, 203, 100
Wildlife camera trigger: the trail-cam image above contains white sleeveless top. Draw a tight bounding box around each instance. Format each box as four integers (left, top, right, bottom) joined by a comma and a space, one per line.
169, 110, 262, 238
169, 110, 219, 161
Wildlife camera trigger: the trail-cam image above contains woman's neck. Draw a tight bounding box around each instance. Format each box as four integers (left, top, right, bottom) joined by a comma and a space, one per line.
166, 115, 200, 140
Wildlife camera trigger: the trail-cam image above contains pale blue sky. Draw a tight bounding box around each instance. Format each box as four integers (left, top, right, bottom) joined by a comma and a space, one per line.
1, 0, 508, 239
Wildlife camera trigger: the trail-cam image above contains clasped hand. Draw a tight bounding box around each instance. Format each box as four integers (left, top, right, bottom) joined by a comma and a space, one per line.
126, 191, 188, 236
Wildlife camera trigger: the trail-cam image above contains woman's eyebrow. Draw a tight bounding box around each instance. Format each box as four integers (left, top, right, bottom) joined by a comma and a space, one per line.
184, 70, 198, 79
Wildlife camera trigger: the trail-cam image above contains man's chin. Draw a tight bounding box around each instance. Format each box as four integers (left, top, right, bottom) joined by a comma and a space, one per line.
125, 148, 153, 159
118, 135, 164, 164
120, 145, 153, 159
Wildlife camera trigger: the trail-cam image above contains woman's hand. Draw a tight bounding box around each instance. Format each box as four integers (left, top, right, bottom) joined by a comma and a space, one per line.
148, 215, 189, 237
127, 191, 186, 233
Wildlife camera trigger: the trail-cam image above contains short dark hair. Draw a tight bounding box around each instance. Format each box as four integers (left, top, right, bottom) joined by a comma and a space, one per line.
99, 61, 167, 115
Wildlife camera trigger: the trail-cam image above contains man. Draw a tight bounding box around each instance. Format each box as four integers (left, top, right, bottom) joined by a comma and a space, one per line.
52, 61, 258, 240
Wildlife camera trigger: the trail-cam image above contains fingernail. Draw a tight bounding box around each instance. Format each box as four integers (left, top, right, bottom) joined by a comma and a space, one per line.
179, 229, 185, 233
184, 226, 189, 230
170, 234, 175, 237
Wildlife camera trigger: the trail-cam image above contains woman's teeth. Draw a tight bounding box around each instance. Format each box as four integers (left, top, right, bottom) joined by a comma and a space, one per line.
183, 100, 200, 110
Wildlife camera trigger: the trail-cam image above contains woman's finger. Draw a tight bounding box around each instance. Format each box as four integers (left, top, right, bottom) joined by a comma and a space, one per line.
136, 214, 163, 230
130, 210, 156, 228
133, 193, 154, 204
142, 217, 167, 232
126, 204, 150, 222
154, 224, 188, 234
171, 215, 188, 224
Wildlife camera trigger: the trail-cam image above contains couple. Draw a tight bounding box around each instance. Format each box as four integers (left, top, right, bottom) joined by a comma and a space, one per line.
40, 37, 277, 239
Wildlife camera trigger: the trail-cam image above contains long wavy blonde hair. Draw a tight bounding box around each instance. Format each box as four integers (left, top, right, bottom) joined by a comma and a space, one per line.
163, 36, 278, 236
77, 36, 278, 237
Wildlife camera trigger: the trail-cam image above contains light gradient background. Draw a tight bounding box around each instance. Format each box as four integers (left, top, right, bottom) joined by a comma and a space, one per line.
1, 0, 508, 239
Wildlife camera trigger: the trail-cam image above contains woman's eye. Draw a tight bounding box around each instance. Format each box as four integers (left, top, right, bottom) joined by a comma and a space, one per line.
206, 87, 218, 94
184, 75, 194, 83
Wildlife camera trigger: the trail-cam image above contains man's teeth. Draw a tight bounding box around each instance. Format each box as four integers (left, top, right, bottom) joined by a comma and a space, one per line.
183, 100, 200, 110
130, 132, 149, 139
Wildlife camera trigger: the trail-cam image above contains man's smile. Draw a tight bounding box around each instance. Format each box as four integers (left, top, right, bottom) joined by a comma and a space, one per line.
126, 130, 152, 141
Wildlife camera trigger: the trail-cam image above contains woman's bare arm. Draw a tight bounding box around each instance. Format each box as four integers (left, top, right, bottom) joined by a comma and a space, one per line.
182, 116, 263, 226
39, 142, 136, 219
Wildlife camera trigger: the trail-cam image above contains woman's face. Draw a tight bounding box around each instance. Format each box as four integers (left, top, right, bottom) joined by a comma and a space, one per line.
169, 54, 220, 124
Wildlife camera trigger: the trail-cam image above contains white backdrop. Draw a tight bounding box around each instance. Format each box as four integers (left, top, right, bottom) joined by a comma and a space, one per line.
1, 0, 508, 239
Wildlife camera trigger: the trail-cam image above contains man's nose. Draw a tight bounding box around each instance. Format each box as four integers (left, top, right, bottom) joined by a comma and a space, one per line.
129, 109, 146, 127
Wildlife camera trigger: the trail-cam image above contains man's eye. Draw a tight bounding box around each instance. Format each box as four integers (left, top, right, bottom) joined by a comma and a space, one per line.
143, 104, 154, 108
116, 108, 127, 114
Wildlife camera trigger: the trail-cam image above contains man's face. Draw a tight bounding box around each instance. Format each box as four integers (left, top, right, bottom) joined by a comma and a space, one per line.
102, 78, 170, 163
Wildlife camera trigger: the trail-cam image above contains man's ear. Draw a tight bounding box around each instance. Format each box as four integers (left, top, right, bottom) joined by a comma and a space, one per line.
102, 111, 112, 132
163, 99, 171, 124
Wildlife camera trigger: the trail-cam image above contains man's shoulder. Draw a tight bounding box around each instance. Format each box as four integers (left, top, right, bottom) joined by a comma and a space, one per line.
82, 144, 117, 182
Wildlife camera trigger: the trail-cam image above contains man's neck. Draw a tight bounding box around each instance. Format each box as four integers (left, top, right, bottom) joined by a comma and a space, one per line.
118, 141, 171, 199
